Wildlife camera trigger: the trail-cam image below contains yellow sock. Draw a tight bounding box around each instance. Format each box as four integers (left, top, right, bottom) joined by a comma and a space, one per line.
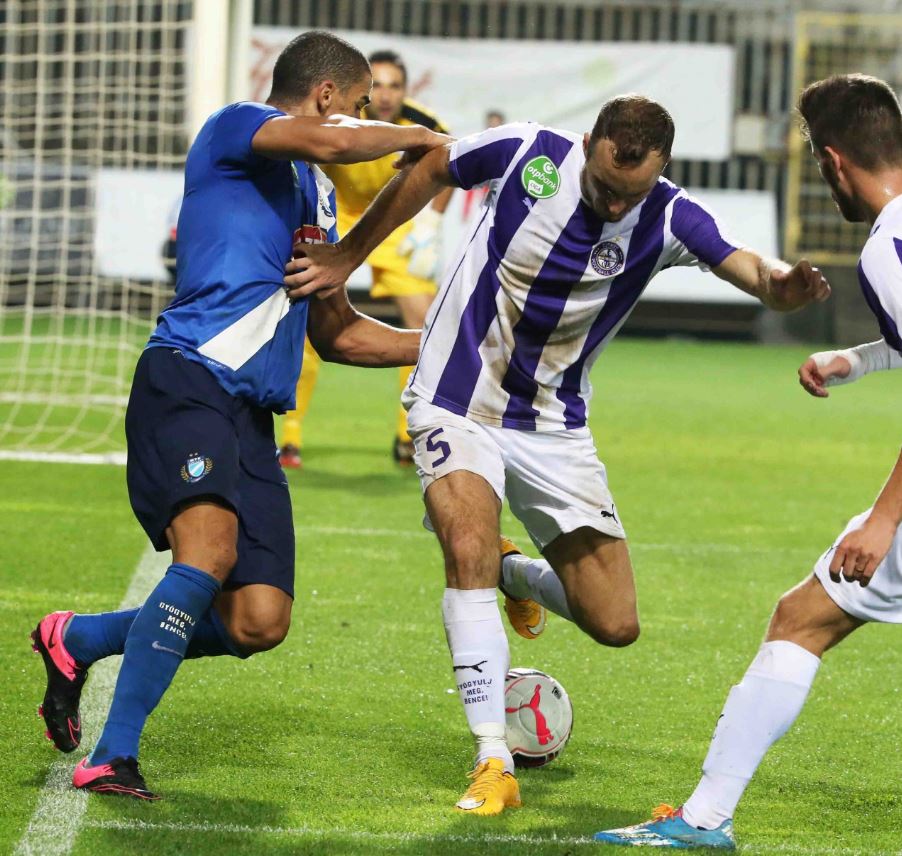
282, 340, 321, 449
397, 365, 414, 442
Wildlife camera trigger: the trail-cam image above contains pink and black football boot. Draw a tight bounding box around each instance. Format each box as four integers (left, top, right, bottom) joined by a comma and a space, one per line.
30, 610, 88, 752
73, 757, 160, 800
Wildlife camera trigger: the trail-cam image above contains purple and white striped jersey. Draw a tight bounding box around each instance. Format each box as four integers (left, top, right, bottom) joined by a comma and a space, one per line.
858, 194, 902, 356
408, 122, 741, 431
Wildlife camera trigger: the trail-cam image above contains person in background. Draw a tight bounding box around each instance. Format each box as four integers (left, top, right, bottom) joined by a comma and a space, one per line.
279, 49, 452, 469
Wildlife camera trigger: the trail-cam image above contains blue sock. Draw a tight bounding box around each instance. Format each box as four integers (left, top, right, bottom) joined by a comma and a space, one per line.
64, 609, 139, 666
90, 563, 220, 765
64, 604, 244, 665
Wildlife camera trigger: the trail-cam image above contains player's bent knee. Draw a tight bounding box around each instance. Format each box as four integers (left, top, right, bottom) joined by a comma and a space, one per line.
580, 615, 640, 648
228, 618, 290, 654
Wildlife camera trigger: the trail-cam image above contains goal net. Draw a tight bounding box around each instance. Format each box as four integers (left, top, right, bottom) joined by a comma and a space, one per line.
0, 0, 192, 461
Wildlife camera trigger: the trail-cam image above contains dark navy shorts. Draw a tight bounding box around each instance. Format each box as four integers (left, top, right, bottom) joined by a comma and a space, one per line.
125, 347, 295, 597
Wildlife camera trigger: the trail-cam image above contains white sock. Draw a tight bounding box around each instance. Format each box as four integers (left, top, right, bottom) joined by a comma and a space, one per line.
682, 640, 821, 829
442, 587, 513, 772
502, 553, 574, 621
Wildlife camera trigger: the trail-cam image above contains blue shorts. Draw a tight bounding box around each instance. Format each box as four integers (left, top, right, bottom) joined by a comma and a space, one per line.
125, 347, 295, 597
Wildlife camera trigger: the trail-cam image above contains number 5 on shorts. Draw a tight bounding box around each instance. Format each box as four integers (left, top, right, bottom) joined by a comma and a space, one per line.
426, 427, 451, 467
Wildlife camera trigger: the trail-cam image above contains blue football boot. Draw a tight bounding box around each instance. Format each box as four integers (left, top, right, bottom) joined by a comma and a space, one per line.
594, 804, 736, 849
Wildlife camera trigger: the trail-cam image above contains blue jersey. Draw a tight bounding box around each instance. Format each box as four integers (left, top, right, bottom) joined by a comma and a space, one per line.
148, 102, 339, 411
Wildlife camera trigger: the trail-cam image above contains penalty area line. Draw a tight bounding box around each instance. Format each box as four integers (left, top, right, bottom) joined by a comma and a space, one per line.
14, 544, 169, 856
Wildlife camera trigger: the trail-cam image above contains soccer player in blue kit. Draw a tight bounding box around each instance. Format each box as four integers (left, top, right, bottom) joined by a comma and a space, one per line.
29, 30, 447, 799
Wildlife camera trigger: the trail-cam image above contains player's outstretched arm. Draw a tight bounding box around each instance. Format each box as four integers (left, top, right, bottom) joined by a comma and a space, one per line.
284, 144, 456, 300
712, 249, 831, 311
829, 449, 902, 587
306, 287, 420, 368
252, 114, 450, 165
799, 339, 902, 397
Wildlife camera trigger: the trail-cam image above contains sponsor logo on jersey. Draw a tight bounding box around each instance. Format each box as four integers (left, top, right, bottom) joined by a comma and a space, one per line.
521, 156, 560, 199
180, 453, 213, 484
591, 240, 625, 276
292, 225, 329, 253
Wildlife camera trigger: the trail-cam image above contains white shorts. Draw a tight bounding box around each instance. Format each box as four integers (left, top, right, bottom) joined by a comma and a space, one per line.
814, 507, 902, 623
403, 392, 626, 551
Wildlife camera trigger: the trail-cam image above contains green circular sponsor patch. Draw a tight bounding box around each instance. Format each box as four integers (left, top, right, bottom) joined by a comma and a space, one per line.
521, 156, 560, 199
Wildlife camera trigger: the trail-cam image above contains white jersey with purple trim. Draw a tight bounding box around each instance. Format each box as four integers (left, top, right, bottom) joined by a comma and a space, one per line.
407, 122, 741, 431
857, 194, 902, 356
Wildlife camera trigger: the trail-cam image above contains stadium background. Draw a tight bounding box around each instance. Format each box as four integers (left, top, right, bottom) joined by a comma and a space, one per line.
2, 0, 901, 459
2, 2, 902, 855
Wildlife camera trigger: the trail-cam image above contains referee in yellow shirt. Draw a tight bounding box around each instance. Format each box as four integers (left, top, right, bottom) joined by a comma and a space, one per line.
279, 49, 452, 467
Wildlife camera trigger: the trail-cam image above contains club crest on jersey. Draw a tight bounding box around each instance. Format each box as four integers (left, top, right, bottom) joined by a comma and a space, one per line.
521, 156, 560, 199
180, 453, 213, 484
591, 240, 625, 276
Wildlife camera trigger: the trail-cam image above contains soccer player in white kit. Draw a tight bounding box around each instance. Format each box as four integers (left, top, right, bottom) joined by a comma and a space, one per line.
595, 74, 902, 849
285, 95, 830, 815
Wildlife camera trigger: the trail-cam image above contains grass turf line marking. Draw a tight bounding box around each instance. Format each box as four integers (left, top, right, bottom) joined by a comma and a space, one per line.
51, 819, 897, 855
0, 451, 127, 466
14, 544, 168, 856
296, 525, 813, 555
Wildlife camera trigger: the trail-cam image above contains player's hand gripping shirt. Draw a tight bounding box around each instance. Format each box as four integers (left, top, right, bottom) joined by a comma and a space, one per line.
409, 122, 740, 431
148, 102, 338, 412
857, 194, 902, 357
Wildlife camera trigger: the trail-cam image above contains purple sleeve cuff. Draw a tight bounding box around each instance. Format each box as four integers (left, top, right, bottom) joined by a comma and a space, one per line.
670, 196, 739, 268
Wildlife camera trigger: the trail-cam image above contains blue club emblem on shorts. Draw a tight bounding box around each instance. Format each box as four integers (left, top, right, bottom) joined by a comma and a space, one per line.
591, 240, 625, 276
181, 453, 213, 483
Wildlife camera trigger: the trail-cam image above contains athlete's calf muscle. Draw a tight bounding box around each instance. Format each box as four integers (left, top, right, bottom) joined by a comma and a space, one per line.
544, 528, 640, 647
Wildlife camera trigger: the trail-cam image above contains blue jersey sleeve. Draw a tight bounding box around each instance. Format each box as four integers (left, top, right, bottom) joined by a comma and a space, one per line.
669, 194, 741, 271
448, 123, 532, 190
208, 102, 285, 171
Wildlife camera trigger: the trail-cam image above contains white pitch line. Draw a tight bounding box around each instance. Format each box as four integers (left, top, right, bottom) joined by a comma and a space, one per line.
14, 544, 169, 856
296, 524, 814, 556
296, 524, 432, 539
0, 450, 127, 466
76, 818, 596, 847
43, 818, 899, 856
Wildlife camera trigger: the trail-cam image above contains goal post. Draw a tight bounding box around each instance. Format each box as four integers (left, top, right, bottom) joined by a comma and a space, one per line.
0, 0, 251, 462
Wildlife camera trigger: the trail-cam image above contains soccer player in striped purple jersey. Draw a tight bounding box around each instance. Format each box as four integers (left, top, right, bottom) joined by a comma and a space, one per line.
595, 74, 902, 849
286, 95, 830, 815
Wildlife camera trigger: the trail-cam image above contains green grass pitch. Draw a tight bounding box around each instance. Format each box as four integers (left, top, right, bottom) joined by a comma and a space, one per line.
2, 338, 900, 854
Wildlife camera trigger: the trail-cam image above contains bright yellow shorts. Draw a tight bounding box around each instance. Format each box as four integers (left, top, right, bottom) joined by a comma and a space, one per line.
339, 210, 437, 299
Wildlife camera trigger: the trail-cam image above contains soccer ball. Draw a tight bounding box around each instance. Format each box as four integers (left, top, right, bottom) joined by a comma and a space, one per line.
504, 668, 573, 767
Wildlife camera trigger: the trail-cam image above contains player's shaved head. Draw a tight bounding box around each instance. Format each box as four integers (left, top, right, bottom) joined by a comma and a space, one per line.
588, 95, 674, 166
799, 74, 902, 169
269, 31, 370, 104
